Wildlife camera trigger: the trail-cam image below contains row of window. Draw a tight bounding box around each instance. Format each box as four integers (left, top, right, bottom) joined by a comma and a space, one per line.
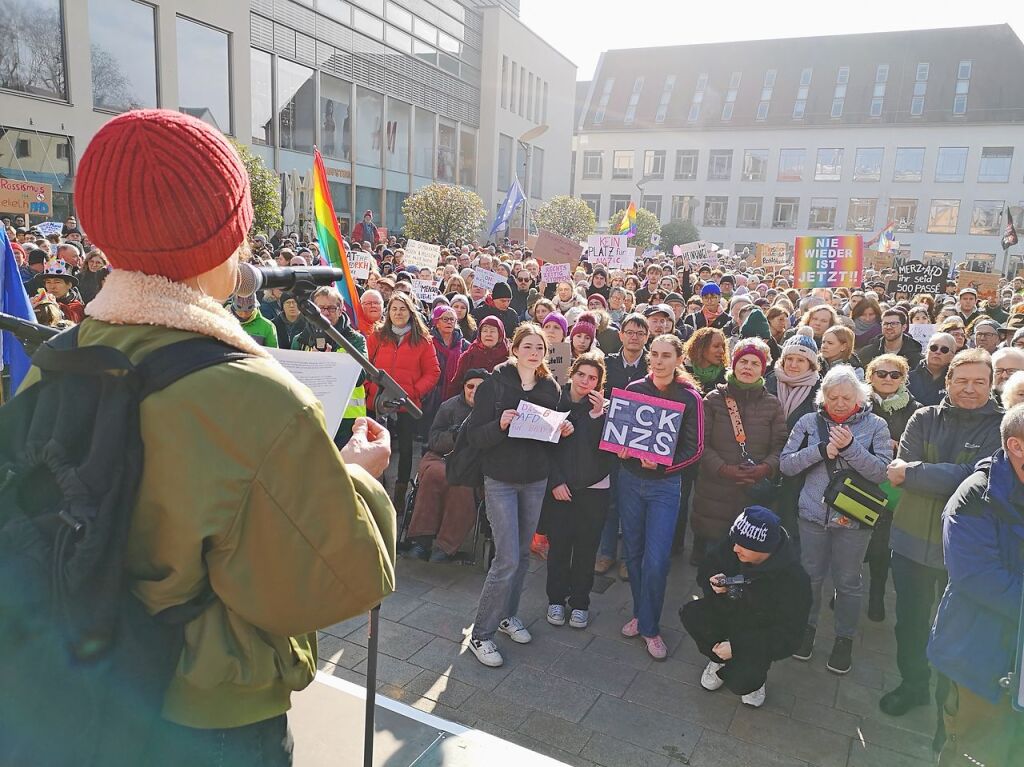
499, 56, 549, 125
496, 133, 544, 198
578, 194, 1012, 236
582, 145, 1016, 184
592, 60, 974, 125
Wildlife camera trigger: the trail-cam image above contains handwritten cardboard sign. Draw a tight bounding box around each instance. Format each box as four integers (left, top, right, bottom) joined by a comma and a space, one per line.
888, 261, 945, 296
864, 249, 895, 273
35, 221, 64, 237
411, 278, 439, 303
599, 387, 687, 466
473, 267, 506, 292
533, 229, 584, 265
348, 252, 373, 280
403, 239, 442, 271
541, 262, 572, 284
508, 400, 570, 443
755, 242, 788, 269
957, 270, 1000, 301
676, 240, 710, 264
546, 341, 572, 383
592, 247, 636, 270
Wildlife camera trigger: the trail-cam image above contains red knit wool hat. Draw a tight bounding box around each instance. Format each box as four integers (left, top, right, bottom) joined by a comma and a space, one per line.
75, 109, 253, 282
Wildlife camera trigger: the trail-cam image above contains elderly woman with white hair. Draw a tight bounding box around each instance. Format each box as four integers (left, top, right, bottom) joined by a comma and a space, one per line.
780, 365, 892, 676
1002, 370, 1024, 410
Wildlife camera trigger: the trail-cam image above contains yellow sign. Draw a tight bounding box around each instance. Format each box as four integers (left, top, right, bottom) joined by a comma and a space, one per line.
0, 178, 53, 217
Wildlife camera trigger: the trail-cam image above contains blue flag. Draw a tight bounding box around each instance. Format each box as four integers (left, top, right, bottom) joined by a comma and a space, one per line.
488, 178, 526, 238
0, 227, 34, 393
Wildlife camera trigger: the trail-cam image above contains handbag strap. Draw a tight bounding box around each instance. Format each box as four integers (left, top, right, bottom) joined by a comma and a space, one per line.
816, 415, 875, 476
724, 396, 753, 462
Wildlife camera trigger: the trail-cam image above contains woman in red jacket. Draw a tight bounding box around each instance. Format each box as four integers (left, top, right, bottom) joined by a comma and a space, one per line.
368, 291, 440, 505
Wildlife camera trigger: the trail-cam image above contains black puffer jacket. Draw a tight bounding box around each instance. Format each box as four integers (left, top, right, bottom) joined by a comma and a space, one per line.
548, 383, 614, 491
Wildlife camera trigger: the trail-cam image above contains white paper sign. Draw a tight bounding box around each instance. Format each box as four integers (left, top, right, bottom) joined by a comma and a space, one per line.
411, 278, 439, 303
36, 221, 63, 237
541, 262, 572, 283
348, 252, 373, 280
266, 347, 362, 437
508, 400, 570, 443
584, 235, 630, 266
650, 233, 661, 247
677, 240, 710, 262
404, 239, 442, 271
473, 267, 506, 291
907, 323, 936, 348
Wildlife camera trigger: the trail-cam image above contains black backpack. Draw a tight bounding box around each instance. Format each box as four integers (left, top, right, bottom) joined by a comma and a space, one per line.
445, 375, 503, 487
0, 326, 250, 766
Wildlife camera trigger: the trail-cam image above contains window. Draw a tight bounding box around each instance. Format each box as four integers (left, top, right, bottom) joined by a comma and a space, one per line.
459, 127, 476, 188
793, 68, 811, 118
582, 151, 603, 179
530, 147, 543, 198
772, 197, 800, 229
953, 59, 971, 115
979, 147, 1013, 183
384, 98, 411, 174
953, 95, 968, 115
721, 72, 740, 121
655, 74, 675, 123
386, 2, 410, 28
671, 195, 697, 223
675, 150, 698, 179
14, 139, 30, 158
853, 148, 883, 181
89, 0, 157, 111
581, 195, 601, 221
742, 149, 768, 181
612, 150, 634, 179
935, 147, 968, 182
756, 102, 770, 121
609, 195, 631, 215
708, 150, 733, 181
836, 66, 850, 84
496, 132, 512, 190
641, 195, 662, 220
437, 118, 456, 183
688, 73, 707, 122
958, 60, 973, 80
277, 59, 315, 153
251, 49, 273, 146
178, 17, 231, 133
643, 150, 666, 178
970, 200, 1003, 235
830, 99, 844, 118
721, 102, 735, 121
0, 0, 67, 100
500, 55, 509, 108
800, 67, 813, 86
876, 64, 889, 83
814, 148, 843, 181
893, 147, 925, 182
916, 63, 930, 81
320, 73, 352, 161
593, 77, 613, 125
911, 97, 924, 116
704, 196, 728, 227
623, 76, 644, 125
352, 86, 384, 167
830, 67, 848, 118
888, 198, 918, 232
808, 198, 838, 230
927, 199, 960, 234
777, 149, 805, 181
415, 107, 435, 179
847, 198, 877, 231
737, 197, 763, 228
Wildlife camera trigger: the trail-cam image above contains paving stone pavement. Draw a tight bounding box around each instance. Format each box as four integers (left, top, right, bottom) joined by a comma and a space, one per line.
316, 522, 938, 766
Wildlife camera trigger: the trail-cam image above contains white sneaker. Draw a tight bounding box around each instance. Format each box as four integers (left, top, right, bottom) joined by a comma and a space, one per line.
546, 604, 566, 626
468, 637, 503, 667
499, 616, 532, 644
700, 661, 725, 691
569, 609, 589, 629
741, 684, 766, 708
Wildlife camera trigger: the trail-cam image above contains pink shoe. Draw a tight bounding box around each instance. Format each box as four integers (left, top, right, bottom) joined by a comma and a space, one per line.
621, 618, 639, 637
644, 635, 668, 660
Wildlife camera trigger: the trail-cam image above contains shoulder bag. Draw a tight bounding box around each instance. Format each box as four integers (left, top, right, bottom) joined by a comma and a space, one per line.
724, 395, 777, 506
816, 417, 887, 528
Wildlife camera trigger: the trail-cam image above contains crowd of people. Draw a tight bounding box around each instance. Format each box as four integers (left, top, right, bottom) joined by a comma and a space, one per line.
6, 166, 1024, 767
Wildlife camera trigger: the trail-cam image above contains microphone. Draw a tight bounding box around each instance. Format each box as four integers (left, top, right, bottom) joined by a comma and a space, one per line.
0, 311, 60, 345
235, 262, 347, 297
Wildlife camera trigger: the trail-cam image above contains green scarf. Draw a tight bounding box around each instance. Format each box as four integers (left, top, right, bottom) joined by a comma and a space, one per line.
690, 362, 724, 386
727, 372, 765, 390
874, 385, 910, 414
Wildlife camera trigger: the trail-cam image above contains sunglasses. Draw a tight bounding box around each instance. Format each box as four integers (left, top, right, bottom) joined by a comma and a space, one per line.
929, 344, 952, 354
873, 370, 903, 380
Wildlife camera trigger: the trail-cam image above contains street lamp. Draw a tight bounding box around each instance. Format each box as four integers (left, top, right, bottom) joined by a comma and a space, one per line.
517, 124, 549, 239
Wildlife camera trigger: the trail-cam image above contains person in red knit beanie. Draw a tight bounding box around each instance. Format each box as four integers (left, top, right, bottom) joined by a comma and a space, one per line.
12, 109, 397, 765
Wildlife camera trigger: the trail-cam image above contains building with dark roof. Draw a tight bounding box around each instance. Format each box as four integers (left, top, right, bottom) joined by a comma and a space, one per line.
574, 24, 1024, 270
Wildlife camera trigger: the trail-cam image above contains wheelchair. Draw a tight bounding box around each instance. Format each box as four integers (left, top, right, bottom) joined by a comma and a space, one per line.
396, 474, 494, 569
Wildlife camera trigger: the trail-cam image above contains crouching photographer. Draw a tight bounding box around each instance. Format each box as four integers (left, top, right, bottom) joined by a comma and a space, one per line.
679, 506, 811, 708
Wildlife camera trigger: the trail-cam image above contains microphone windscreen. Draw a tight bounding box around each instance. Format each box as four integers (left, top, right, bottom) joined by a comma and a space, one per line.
235, 261, 262, 297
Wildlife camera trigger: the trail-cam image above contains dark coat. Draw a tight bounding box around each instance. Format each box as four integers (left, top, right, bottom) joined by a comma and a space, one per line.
471, 301, 520, 338
857, 333, 923, 370
603, 352, 648, 397
871, 391, 919, 444
692, 382, 788, 541
907, 361, 947, 406
764, 370, 821, 430
426, 392, 473, 457
548, 384, 614, 491
618, 374, 705, 481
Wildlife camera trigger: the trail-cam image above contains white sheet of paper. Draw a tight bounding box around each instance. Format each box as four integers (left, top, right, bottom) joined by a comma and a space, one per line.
266, 347, 362, 437
508, 400, 570, 443
907, 323, 936, 348
473, 267, 505, 291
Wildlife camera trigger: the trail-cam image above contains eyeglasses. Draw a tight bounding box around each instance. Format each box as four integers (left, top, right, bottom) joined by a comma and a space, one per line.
873, 370, 903, 380
995, 367, 1024, 378
881, 321, 902, 328
622, 329, 649, 337
974, 331, 997, 338
929, 344, 952, 354
318, 305, 342, 314
516, 277, 531, 283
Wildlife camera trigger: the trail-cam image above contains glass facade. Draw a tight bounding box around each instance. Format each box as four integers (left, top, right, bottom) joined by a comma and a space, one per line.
415, 108, 436, 180
437, 118, 457, 183
177, 17, 231, 133
0, 0, 66, 100
356, 87, 385, 168
277, 59, 315, 154
321, 74, 353, 161
386, 99, 412, 173
89, 0, 157, 112
251, 49, 273, 146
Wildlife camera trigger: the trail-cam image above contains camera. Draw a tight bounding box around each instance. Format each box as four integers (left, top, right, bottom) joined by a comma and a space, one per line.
715, 574, 749, 600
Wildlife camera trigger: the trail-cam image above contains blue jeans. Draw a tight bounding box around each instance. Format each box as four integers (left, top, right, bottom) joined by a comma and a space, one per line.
617, 468, 682, 637
472, 477, 547, 641
598, 463, 621, 559
798, 518, 872, 639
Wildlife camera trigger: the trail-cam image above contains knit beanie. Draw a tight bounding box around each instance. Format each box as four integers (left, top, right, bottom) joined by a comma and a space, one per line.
75, 109, 253, 282
731, 339, 768, 372
491, 280, 513, 300
781, 326, 819, 366
729, 506, 782, 553
587, 293, 609, 309
570, 312, 598, 341
701, 283, 721, 297
542, 311, 569, 337
739, 308, 771, 341
432, 305, 456, 324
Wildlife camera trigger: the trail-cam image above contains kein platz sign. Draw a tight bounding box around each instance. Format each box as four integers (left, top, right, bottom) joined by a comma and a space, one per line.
0, 178, 52, 217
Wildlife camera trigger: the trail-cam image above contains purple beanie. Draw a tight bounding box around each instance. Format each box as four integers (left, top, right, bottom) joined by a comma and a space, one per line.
432, 305, 456, 324
542, 311, 569, 337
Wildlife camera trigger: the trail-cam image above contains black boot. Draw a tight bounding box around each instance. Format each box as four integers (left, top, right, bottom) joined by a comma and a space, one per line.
792, 625, 815, 661
867, 590, 886, 622
879, 683, 930, 716
826, 637, 853, 674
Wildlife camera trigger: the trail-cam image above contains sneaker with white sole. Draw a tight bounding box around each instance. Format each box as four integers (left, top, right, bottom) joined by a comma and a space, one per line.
741, 684, 766, 708
700, 660, 725, 691
468, 637, 503, 667
621, 617, 640, 637
499, 616, 532, 644
569, 609, 589, 629
546, 604, 566, 626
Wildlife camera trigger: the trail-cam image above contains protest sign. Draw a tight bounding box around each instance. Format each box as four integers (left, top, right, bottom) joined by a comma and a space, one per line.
650, 233, 661, 247
35, 221, 64, 238
592, 247, 636, 270
907, 323, 936, 348
508, 400, 570, 443
793, 235, 863, 289
755, 242, 788, 269
864, 250, 895, 273
533, 229, 583, 265
403, 239, 442, 272
546, 341, 571, 383
584, 235, 632, 268
541, 262, 572, 284
676, 240, 709, 263
347, 252, 373, 280
473, 267, 506, 291
411, 279, 439, 304
599, 388, 687, 466
957, 270, 1000, 301
0, 178, 52, 217
887, 261, 945, 297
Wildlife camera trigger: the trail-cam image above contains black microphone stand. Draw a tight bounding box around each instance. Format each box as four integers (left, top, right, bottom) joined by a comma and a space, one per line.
290, 279, 417, 767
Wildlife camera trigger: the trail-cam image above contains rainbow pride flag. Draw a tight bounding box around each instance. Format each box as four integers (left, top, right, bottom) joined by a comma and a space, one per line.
312, 147, 368, 329
793, 235, 863, 289
616, 201, 637, 237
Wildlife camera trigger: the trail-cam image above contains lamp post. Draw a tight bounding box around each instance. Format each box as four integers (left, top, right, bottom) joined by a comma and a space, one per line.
516, 124, 548, 241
